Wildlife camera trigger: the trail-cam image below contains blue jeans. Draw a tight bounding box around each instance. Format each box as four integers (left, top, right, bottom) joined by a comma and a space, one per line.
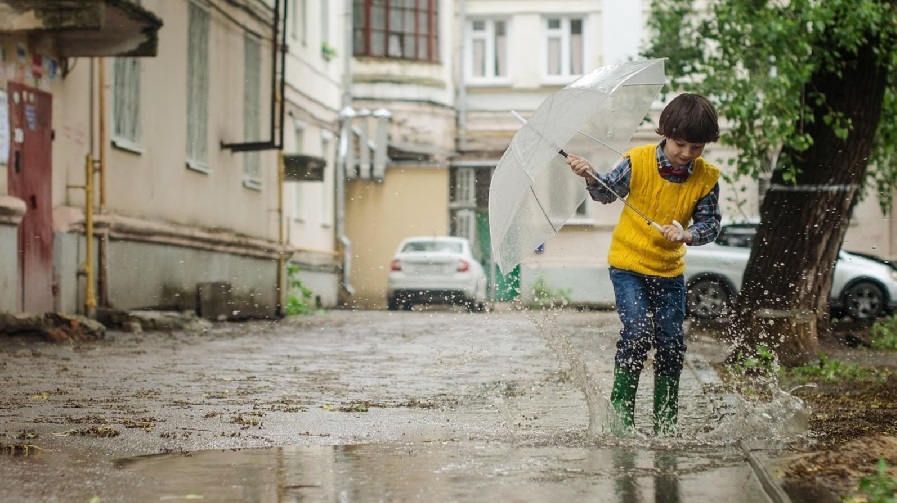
609, 267, 687, 378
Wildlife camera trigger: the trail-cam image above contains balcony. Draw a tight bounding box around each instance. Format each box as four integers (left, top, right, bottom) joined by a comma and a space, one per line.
0, 0, 163, 57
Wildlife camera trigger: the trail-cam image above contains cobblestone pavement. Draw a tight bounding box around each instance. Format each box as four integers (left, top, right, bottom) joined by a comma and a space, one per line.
0, 308, 789, 502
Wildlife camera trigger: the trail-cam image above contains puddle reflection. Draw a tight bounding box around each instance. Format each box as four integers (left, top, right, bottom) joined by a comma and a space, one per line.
116, 443, 769, 502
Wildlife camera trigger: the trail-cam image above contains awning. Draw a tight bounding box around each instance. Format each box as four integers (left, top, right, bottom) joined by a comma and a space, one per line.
0, 0, 163, 57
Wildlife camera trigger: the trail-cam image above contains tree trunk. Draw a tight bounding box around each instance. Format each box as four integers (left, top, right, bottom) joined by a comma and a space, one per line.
726, 43, 888, 366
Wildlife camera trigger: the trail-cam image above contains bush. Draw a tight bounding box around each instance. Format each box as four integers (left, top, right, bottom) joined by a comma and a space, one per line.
531, 277, 571, 308
285, 263, 316, 316
870, 315, 897, 350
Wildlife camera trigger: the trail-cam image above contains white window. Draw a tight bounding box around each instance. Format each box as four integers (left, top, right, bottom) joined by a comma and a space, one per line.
320, 0, 329, 45
243, 35, 262, 189
290, 0, 305, 42
544, 16, 584, 82
467, 18, 508, 83
112, 57, 141, 152
186, 1, 210, 170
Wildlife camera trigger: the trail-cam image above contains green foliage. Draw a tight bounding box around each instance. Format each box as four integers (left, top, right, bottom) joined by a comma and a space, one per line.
785, 353, 875, 381
531, 277, 571, 308
285, 263, 316, 316
645, 0, 897, 210
857, 459, 897, 503
784, 353, 897, 384
870, 315, 897, 350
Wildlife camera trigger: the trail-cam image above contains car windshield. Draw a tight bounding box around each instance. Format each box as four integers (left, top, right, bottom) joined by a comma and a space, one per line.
402, 241, 463, 254
716, 225, 757, 248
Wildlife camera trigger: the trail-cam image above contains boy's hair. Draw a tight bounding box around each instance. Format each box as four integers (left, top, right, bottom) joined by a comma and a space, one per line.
655, 93, 720, 143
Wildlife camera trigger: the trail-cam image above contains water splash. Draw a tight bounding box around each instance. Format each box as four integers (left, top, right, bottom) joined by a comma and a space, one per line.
526, 309, 612, 436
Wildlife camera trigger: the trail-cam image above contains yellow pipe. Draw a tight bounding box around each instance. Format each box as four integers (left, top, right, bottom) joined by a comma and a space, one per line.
84, 153, 96, 316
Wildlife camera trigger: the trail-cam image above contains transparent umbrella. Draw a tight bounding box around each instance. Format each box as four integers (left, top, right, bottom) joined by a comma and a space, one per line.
488, 59, 667, 275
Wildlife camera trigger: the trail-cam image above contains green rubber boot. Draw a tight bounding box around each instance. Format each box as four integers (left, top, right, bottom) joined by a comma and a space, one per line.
653, 374, 680, 436
609, 367, 640, 437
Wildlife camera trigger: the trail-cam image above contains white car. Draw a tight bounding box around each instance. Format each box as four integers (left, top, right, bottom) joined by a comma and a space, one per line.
386, 236, 487, 312
684, 223, 897, 321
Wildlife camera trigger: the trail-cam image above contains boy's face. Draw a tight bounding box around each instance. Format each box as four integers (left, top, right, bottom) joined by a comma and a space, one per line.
663, 138, 706, 168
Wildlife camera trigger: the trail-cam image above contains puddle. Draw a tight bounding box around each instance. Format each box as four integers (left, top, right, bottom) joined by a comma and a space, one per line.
115, 442, 772, 502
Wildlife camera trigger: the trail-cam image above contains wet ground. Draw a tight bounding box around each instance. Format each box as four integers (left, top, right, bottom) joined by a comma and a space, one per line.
0, 308, 800, 502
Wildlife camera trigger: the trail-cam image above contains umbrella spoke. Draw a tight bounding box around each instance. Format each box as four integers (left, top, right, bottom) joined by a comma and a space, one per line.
489, 59, 666, 274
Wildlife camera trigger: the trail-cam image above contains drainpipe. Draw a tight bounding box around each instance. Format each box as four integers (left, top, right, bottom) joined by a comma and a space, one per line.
336, 0, 355, 298
456, 0, 467, 152
97, 58, 108, 308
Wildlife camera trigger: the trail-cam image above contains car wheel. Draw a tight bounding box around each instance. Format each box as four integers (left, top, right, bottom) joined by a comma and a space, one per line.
465, 299, 486, 313
843, 281, 885, 321
387, 296, 400, 311
687, 277, 732, 320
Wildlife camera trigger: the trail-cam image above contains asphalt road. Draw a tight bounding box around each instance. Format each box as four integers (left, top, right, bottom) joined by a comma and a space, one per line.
0, 308, 797, 502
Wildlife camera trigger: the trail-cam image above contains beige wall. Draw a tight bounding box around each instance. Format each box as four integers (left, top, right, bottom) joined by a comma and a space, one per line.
345, 166, 450, 308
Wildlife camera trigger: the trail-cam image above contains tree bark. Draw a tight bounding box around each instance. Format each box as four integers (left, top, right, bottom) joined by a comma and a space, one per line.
726, 42, 888, 366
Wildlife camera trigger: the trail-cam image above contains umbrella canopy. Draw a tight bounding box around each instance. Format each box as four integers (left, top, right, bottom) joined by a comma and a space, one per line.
488, 59, 666, 275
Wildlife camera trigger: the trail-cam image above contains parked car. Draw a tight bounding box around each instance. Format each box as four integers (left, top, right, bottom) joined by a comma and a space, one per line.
386, 236, 487, 312
684, 222, 897, 321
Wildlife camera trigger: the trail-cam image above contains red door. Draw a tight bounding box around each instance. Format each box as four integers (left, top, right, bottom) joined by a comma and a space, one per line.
7, 82, 54, 313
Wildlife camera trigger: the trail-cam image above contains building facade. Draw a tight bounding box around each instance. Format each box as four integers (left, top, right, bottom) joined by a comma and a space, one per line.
1, 0, 893, 317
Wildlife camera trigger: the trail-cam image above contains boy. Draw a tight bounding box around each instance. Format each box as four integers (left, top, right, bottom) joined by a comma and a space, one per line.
567, 93, 722, 436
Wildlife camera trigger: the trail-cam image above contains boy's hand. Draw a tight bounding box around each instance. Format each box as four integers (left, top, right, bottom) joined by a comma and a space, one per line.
661, 224, 693, 244
566, 154, 593, 179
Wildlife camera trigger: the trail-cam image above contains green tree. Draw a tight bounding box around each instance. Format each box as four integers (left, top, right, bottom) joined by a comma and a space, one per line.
645, 0, 897, 365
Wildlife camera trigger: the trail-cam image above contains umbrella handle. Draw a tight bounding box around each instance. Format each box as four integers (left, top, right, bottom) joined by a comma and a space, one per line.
651, 220, 685, 241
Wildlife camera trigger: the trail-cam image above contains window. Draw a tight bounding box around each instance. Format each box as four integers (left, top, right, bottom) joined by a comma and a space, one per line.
467, 18, 507, 82
186, 1, 210, 169
453, 167, 476, 207
320, 0, 329, 46
112, 57, 141, 151
243, 35, 262, 188
545, 16, 584, 81
353, 0, 439, 62
291, 0, 306, 43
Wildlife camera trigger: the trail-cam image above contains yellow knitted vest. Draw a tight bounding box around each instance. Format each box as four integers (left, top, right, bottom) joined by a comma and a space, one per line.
608, 144, 720, 277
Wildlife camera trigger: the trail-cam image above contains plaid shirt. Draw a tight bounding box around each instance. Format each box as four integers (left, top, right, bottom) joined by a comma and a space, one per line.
586, 142, 722, 246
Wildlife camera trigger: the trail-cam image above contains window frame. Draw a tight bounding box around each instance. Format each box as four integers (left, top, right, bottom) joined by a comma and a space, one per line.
242, 34, 263, 190
542, 15, 585, 84
112, 57, 143, 154
465, 17, 509, 85
186, 1, 210, 172
352, 0, 440, 62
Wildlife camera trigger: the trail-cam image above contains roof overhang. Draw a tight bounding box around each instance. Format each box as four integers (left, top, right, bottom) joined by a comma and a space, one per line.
0, 0, 163, 57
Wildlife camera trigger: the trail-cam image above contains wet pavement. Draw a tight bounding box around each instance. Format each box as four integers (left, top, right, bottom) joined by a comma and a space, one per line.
0, 308, 798, 502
